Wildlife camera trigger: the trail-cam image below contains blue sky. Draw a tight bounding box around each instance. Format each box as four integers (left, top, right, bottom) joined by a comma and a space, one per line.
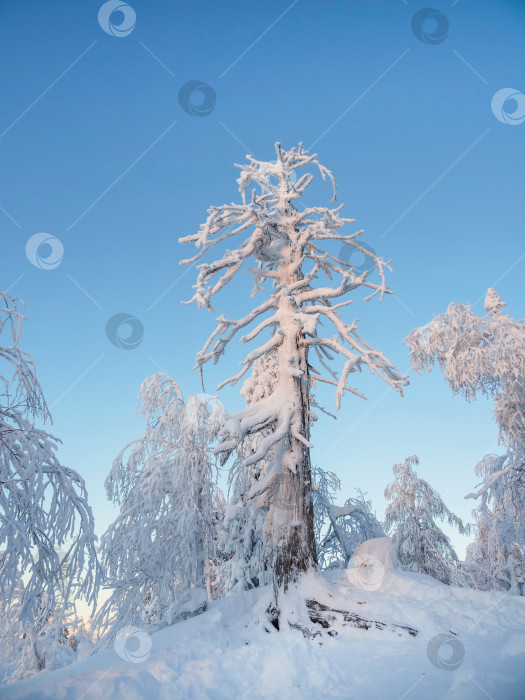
1, 0, 524, 557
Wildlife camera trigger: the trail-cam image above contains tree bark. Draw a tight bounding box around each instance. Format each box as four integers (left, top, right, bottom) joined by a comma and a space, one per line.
272, 296, 317, 593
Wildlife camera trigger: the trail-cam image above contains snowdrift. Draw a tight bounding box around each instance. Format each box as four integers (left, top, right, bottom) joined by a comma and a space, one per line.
4, 565, 525, 700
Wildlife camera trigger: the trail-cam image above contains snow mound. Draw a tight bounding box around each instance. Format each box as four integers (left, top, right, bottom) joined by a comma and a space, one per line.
4, 570, 525, 700
353, 536, 396, 567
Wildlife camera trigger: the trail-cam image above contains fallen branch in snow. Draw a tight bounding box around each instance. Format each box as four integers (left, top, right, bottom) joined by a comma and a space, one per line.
266, 600, 419, 639
306, 600, 419, 638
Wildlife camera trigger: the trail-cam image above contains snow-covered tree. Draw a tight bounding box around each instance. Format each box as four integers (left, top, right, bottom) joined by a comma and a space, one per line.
406, 289, 525, 469
220, 353, 278, 592
0, 292, 101, 682
12, 548, 86, 676
313, 468, 385, 569
406, 289, 525, 589
312, 466, 341, 555
95, 373, 224, 640
465, 453, 524, 594
180, 143, 407, 597
384, 456, 468, 584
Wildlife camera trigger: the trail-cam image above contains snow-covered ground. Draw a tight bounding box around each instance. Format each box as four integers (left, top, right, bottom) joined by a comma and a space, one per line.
4, 564, 525, 700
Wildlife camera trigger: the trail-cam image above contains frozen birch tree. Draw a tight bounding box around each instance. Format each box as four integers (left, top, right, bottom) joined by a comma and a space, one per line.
96, 373, 224, 640
180, 143, 407, 596
384, 456, 468, 584
313, 467, 385, 569
406, 289, 525, 589
0, 292, 101, 682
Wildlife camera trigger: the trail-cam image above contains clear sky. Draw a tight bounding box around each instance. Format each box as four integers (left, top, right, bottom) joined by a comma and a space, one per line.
1, 0, 524, 559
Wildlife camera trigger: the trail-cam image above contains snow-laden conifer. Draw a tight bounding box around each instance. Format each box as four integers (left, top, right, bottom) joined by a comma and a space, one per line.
180, 143, 407, 594
220, 353, 278, 592
384, 456, 468, 584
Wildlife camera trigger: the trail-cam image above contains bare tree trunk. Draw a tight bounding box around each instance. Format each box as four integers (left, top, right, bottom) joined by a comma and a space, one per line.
273, 306, 317, 593
273, 437, 317, 593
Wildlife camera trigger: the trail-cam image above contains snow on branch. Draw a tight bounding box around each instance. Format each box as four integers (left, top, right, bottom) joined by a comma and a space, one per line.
180, 143, 408, 474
